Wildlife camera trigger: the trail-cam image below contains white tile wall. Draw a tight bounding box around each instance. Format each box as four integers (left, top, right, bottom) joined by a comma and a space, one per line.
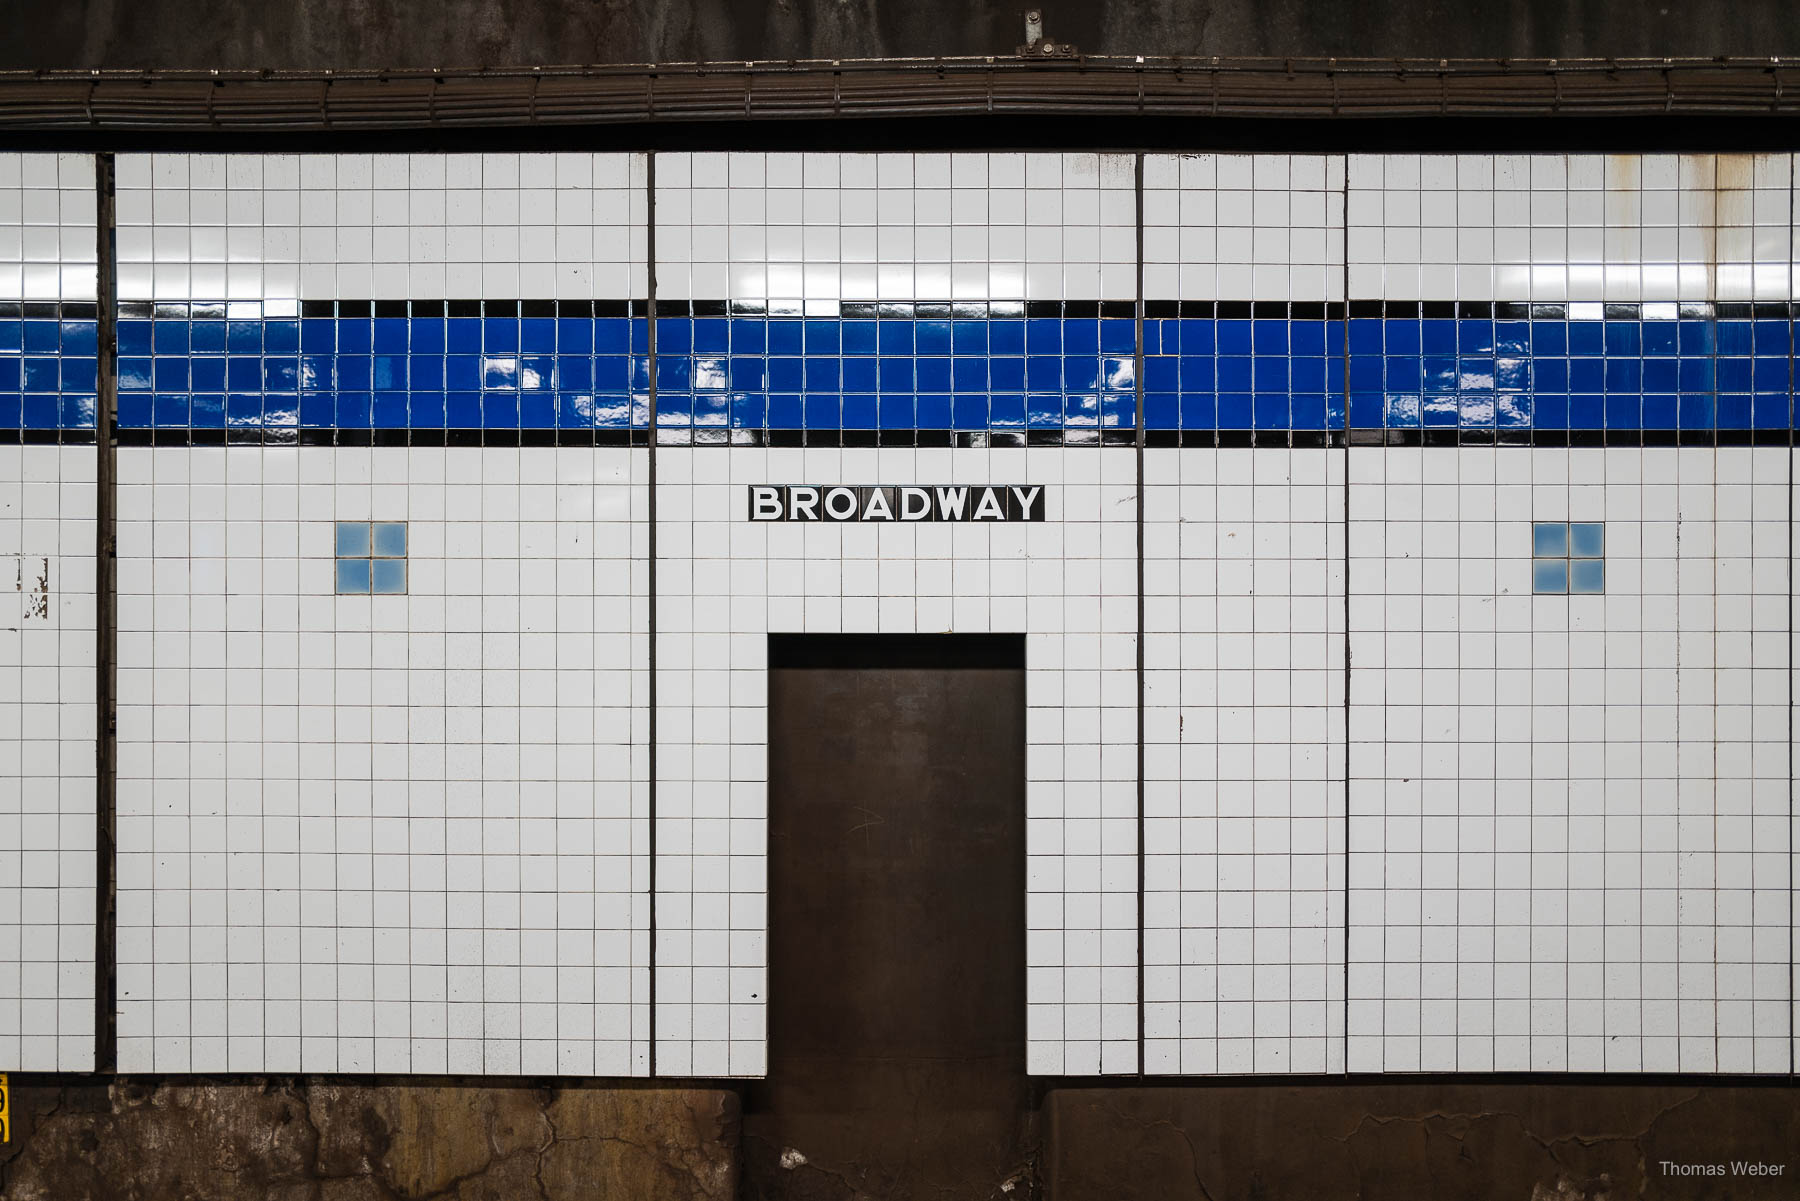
655, 446, 1139, 1076
0, 444, 98, 1072
1348, 447, 1790, 1073
1143, 448, 1347, 1074
0, 152, 96, 302
114, 447, 650, 1073
115, 153, 648, 301
1143, 154, 1347, 302
654, 152, 1137, 305
1346, 153, 1795, 301
13, 147, 1800, 1080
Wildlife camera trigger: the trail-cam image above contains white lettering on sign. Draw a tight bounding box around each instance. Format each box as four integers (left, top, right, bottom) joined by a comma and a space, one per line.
747, 485, 1048, 522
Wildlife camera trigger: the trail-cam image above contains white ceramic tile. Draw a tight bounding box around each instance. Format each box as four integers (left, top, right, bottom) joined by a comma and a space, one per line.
1142, 447, 1347, 1075
1346, 153, 1795, 301
114, 446, 650, 1074
1347, 446, 1790, 1073
1143, 154, 1346, 301
0, 444, 98, 1071
655, 152, 1137, 305
115, 154, 648, 301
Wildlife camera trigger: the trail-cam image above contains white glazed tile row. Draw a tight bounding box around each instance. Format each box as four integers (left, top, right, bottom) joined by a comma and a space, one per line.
114, 153, 648, 302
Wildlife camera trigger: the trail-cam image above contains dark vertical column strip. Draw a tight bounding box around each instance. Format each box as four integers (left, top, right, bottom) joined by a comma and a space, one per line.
1133, 151, 1147, 1077
94, 151, 118, 1072
1340, 158, 1353, 1074
645, 151, 659, 1078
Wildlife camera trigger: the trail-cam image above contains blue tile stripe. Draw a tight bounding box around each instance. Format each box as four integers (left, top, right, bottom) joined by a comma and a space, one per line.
3, 298, 1796, 438
114, 299, 648, 434
653, 303, 1139, 434
0, 301, 101, 433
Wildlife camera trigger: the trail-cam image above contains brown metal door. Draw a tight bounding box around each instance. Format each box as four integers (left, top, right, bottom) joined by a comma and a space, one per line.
746, 633, 1031, 1200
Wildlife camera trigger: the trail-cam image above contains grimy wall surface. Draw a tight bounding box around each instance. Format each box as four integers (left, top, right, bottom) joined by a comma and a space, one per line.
3, 0, 1797, 69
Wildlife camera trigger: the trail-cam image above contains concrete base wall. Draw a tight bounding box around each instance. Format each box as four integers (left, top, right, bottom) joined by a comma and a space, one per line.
0, 1080, 738, 1201
1047, 1084, 1798, 1201
7, 1077, 1794, 1200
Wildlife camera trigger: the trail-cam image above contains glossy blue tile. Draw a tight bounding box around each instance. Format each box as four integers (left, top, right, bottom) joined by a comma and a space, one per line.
1569, 559, 1605, 594
335, 558, 371, 595
1533, 523, 1567, 557
1569, 523, 1604, 558
335, 522, 370, 557
370, 559, 407, 595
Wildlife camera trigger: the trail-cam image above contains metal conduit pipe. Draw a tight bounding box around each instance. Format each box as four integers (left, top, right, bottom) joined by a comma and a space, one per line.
1, 56, 1800, 129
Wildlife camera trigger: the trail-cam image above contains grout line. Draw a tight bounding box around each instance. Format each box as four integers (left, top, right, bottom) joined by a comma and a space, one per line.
645, 150, 659, 1080
93, 151, 119, 1075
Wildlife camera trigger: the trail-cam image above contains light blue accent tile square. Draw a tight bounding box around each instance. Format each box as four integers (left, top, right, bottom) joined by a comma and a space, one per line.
336, 557, 371, 594
370, 558, 407, 594
1533, 559, 1568, 594
372, 521, 408, 557
1569, 522, 1604, 558
335, 521, 370, 557
1532, 522, 1568, 557
1570, 558, 1605, 593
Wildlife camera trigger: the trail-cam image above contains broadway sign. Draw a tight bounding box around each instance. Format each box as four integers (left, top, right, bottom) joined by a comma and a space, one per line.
748, 484, 1047, 522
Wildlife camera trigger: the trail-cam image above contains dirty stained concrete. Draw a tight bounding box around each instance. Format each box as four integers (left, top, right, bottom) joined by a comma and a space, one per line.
0, 1079, 739, 1201
1046, 1083, 1800, 1201
5, 0, 1797, 71
3, 1077, 1796, 1198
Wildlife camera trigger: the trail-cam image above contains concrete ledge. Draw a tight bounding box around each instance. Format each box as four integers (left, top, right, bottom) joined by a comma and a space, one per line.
1046, 1082, 1797, 1201
0, 1079, 739, 1201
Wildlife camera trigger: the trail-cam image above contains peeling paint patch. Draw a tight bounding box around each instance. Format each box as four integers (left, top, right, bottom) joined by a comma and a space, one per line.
778, 1146, 808, 1169
12, 555, 50, 625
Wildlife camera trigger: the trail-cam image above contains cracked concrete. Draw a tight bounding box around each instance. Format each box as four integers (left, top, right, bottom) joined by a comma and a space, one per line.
1046, 1084, 1798, 1201
0, 1080, 737, 1201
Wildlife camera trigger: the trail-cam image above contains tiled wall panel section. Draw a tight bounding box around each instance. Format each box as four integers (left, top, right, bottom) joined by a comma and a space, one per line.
1143, 448, 1346, 1074
1, 149, 98, 1073
114, 447, 650, 1074
1343, 153, 1795, 437
655, 152, 1136, 305
1348, 447, 1790, 1073
112, 153, 650, 439
0, 152, 96, 304
652, 152, 1138, 440
0, 444, 97, 1071
655, 446, 1138, 1076
2, 151, 99, 439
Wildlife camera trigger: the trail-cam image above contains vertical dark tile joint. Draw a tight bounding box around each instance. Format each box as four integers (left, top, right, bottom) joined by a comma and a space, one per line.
1133, 151, 1147, 1077
645, 151, 659, 1079
94, 152, 119, 1073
